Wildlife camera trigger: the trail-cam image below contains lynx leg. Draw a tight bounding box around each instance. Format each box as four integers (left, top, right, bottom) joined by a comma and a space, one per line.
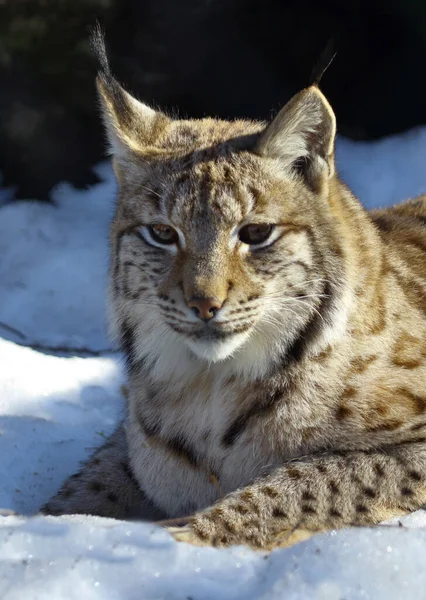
42, 423, 165, 520
172, 442, 426, 549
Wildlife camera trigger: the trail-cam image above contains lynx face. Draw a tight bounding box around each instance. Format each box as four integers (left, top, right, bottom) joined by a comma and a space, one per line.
113, 141, 330, 363
98, 56, 344, 368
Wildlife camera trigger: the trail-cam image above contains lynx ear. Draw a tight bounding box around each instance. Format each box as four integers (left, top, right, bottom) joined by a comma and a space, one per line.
256, 86, 336, 189
90, 26, 169, 160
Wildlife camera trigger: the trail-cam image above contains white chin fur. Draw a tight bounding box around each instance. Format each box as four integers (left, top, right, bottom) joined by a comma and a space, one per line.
185, 331, 250, 363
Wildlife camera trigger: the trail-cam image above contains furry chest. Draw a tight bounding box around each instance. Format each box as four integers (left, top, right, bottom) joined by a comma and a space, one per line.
126, 383, 277, 517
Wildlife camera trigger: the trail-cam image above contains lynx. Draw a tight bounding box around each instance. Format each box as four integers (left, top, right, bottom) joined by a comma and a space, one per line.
43, 31, 426, 550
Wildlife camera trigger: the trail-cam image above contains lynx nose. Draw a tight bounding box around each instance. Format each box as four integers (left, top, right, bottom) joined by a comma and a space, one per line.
188, 297, 223, 321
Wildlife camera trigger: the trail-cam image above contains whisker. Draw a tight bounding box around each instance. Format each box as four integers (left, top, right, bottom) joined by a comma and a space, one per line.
215, 317, 255, 327
166, 320, 197, 328
256, 318, 282, 335
139, 184, 161, 198
261, 282, 329, 301
280, 293, 329, 302
124, 299, 158, 308
288, 300, 326, 323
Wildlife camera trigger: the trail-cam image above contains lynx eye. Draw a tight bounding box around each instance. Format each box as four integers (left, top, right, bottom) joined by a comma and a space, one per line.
148, 224, 179, 245
238, 224, 274, 246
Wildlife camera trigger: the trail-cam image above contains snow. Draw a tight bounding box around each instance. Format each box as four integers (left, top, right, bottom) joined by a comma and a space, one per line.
0, 338, 123, 516
336, 127, 426, 209
2, 516, 426, 600
1, 128, 426, 598
0, 163, 114, 352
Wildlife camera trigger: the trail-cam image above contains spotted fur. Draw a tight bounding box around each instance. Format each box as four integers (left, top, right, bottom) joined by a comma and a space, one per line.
43, 31, 426, 550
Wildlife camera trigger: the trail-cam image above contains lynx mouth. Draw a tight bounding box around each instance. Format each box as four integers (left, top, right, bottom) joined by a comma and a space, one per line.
167, 320, 252, 341
166, 322, 252, 362
191, 324, 251, 340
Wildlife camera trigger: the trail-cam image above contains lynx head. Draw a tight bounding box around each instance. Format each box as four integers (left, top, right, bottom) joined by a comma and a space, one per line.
92, 30, 346, 376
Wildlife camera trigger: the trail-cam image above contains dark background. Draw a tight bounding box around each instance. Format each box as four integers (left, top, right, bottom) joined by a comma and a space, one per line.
1, 0, 425, 201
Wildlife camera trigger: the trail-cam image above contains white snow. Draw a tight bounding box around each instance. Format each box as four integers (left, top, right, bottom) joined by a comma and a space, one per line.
0, 338, 124, 516
336, 127, 426, 209
2, 516, 426, 600
0, 163, 114, 352
1, 128, 426, 599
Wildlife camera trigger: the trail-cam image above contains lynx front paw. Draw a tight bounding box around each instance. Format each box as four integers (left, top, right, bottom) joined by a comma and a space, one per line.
169, 525, 211, 547
168, 490, 320, 550
169, 515, 317, 550
168, 503, 271, 549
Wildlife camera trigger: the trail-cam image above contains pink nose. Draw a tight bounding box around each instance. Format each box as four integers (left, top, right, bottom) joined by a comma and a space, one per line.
188, 297, 223, 321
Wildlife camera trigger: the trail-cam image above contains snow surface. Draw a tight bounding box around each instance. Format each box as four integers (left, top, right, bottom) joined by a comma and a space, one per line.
1, 128, 426, 599
0, 163, 114, 352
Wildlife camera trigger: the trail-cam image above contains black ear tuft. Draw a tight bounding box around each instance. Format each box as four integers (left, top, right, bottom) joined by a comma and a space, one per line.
310, 38, 337, 87
89, 23, 169, 161
89, 23, 139, 141
90, 22, 112, 83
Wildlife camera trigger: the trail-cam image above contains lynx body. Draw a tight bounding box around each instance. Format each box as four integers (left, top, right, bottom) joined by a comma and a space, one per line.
43, 32, 426, 549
